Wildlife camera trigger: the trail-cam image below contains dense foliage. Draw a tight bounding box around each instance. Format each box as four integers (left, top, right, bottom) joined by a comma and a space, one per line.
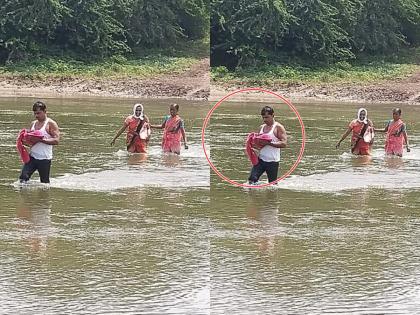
211, 0, 420, 68
0, 0, 209, 64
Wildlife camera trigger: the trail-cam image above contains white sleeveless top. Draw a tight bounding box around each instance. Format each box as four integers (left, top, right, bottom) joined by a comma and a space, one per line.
259, 123, 281, 162
30, 118, 53, 160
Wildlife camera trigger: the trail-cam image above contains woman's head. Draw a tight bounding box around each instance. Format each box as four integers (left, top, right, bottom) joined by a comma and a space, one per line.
133, 103, 144, 120
357, 108, 367, 123
169, 103, 179, 116
392, 108, 401, 120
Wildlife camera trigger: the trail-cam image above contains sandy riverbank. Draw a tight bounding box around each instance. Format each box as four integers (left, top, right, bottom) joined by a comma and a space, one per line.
0, 58, 210, 101
210, 71, 420, 104
1, 59, 419, 105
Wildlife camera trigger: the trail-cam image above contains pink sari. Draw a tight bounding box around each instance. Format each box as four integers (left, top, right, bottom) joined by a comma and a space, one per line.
385, 119, 405, 156
162, 115, 183, 154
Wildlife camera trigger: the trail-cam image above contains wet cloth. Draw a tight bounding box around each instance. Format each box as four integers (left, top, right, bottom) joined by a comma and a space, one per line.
245, 132, 272, 166
162, 115, 184, 154
385, 119, 405, 156
125, 115, 150, 153
16, 129, 44, 163
363, 126, 375, 144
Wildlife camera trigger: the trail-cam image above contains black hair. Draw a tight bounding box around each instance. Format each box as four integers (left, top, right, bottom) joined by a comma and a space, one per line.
261, 106, 274, 116
170, 103, 179, 111
392, 108, 401, 115
33, 101, 46, 112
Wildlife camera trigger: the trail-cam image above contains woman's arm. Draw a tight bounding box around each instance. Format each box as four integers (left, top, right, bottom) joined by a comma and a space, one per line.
181, 127, 188, 149
374, 121, 388, 133
111, 124, 127, 146
150, 120, 165, 129
336, 127, 352, 148
403, 126, 410, 152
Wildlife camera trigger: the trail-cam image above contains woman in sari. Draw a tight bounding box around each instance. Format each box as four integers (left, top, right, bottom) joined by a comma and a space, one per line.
336, 108, 374, 155
151, 104, 188, 154
110, 104, 151, 153
375, 108, 410, 157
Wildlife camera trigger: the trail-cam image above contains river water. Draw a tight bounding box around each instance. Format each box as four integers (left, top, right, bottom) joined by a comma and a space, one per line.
1, 98, 420, 314
209, 101, 420, 314
0, 97, 210, 314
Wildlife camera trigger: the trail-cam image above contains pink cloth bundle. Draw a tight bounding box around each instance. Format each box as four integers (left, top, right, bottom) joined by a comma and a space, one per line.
16, 129, 44, 163
245, 132, 272, 165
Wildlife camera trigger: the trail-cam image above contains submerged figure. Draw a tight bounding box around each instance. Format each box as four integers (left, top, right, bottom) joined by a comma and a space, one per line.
19, 101, 60, 184
336, 108, 374, 155
375, 108, 410, 157
111, 104, 151, 153
248, 106, 287, 185
151, 103, 188, 154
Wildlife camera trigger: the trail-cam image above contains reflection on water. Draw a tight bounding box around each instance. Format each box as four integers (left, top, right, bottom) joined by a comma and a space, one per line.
127, 152, 148, 165
16, 189, 51, 255
245, 190, 280, 257
210, 185, 420, 314
161, 152, 181, 167
350, 154, 373, 167
384, 155, 405, 169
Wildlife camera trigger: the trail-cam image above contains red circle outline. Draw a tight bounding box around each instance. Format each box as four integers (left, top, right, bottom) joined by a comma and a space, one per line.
201, 87, 306, 188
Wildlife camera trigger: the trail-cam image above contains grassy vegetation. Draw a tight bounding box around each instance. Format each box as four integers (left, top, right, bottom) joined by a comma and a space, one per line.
211, 48, 420, 85
0, 39, 208, 80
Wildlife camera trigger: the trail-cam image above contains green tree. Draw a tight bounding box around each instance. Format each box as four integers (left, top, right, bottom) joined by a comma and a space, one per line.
211, 0, 291, 67
283, 0, 353, 63
56, 0, 129, 56
0, 0, 68, 62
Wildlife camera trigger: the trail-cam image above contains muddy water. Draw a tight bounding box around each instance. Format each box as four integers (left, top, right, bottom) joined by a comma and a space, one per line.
2, 97, 420, 314
0, 97, 210, 314
209, 102, 420, 314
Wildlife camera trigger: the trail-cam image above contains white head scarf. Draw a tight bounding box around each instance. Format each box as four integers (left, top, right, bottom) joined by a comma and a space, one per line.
133, 103, 144, 120
357, 108, 368, 124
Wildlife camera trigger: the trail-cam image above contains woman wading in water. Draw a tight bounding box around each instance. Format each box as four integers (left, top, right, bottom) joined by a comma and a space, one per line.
151, 104, 188, 155
111, 104, 151, 153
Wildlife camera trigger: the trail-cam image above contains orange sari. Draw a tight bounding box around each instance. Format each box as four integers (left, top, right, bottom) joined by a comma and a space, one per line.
349, 119, 371, 155
162, 115, 183, 154
125, 116, 147, 153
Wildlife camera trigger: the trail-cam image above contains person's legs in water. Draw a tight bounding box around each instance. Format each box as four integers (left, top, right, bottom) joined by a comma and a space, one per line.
19, 156, 38, 183
248, 159, 266, 184
37, 159, 51, 183
265, 161, 279, 183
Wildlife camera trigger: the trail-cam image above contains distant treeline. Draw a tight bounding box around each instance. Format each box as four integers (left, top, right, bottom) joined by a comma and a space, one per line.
0, 0, 209, 64
211, 0, 420, 69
